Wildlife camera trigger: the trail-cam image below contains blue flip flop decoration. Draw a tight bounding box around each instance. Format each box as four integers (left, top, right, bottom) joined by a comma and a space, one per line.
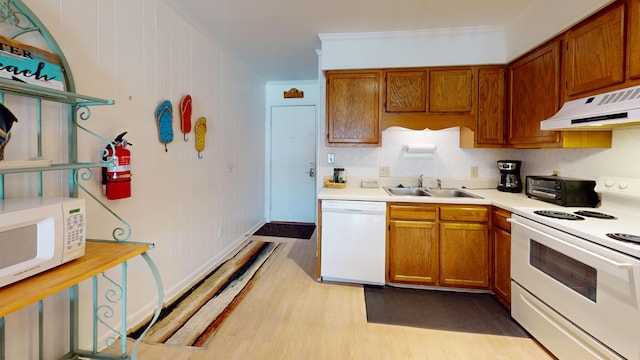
155, 100, 173, 152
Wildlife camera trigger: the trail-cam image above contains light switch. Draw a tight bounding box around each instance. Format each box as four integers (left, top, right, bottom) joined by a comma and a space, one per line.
327, 153, 335, 164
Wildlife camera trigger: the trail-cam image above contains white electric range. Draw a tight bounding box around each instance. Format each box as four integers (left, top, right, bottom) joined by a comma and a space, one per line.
513, 176, 640, 258
509, 176, 640, 360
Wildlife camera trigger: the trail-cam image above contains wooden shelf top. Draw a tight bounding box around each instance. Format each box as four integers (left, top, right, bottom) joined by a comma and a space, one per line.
0, 241, 150, 317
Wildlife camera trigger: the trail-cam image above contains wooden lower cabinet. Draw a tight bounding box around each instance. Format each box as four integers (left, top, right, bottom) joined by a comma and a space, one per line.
388, 220, 438, 284
492, 207, 512, 308
493, 227, 511, 306
439, 222, 490, 288
387, 203, 490, 290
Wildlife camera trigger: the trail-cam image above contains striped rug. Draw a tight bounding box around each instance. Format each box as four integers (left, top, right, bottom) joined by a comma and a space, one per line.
132, 240, 283, 347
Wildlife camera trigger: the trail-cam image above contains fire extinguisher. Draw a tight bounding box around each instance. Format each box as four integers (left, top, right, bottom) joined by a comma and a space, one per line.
102, 132, 132, 200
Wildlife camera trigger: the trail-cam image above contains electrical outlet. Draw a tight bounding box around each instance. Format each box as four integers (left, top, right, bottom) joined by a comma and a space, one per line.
218, 226, 224, 237
379, 166, 391, 177
327, 153, 335, 164
552, 170, 561, 176
470, 166, 478, 178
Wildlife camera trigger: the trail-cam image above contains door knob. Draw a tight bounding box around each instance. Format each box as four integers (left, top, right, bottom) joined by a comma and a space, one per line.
309, 168, 315, 177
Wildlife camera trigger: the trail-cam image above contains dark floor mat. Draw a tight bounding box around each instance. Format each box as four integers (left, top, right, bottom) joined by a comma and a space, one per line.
253, 222, 315, 239
364, 285, 530, 338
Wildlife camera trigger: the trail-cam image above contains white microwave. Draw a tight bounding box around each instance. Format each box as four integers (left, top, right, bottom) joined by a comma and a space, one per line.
0, 197, 86, 288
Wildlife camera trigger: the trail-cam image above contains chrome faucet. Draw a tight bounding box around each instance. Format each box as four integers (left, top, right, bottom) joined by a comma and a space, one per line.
418, 174, 424, 188
436, 178, 442, 189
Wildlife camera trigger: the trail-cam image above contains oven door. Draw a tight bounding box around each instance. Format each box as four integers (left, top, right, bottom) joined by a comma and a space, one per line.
510, 215, 640, 360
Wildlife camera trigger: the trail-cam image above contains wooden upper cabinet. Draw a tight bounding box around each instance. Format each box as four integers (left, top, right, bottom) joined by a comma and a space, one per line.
326, 70, 382, 146
508, 40, 562, 146
459, 66, 507, 148
385, 70, 427, 112
381, 67, 477, 131
565, 2, 625, 97
629, 0, 640, 79
476, 66, 507, 146
429, 68, 473, 112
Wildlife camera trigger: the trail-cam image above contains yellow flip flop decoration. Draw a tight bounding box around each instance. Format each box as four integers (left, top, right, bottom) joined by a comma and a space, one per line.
194, 117, 207, 159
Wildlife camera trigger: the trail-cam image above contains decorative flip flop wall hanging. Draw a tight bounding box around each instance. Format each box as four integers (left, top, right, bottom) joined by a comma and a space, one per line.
194, 116, 206, 159
180, 95, 192, 142
155, 100, 173, 152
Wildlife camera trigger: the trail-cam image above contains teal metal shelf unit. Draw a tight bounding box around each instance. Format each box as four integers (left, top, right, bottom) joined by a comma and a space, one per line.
0, 77, 114, 106
0, 1, 163, 360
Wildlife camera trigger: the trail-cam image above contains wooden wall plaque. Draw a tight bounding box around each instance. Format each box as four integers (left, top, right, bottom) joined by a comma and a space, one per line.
284, 87, 304, 98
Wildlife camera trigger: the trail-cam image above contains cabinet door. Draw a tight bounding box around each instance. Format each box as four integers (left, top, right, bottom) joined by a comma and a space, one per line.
439, 222, 489, 288
388, 220, 438, 284
493, 226, 511, 308
565, 2, 625, 96
385, 70, 427, 112
476, 67, 506, 145
629, 0, 640, 79
326, 70, 381, 146
429, 69, 473, 112
508, 41, 561, 146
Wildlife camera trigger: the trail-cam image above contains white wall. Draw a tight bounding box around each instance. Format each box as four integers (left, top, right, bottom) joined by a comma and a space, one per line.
4, 0, 265, 357
318, 126, 640, 189
517, 128, 640, 179
320, 26, 507, 70
319, 1, 616, 70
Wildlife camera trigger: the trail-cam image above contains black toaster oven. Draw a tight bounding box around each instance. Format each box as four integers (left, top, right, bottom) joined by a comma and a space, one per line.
525, 175, 599, 207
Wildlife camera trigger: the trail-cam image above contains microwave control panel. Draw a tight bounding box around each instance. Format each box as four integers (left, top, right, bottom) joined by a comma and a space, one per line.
62, 200, 86, 262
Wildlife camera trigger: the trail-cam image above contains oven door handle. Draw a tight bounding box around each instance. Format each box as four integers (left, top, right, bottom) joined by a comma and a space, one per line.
508, 218, 634, 271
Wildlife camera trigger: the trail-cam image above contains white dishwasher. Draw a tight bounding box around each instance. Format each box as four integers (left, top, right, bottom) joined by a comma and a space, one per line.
320, 200, 386, 285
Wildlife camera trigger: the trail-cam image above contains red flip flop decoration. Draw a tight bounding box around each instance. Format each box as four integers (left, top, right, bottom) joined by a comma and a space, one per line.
180, 95, 192, 142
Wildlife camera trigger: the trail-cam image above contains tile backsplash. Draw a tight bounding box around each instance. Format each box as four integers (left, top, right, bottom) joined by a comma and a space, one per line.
319, 126, 640, 187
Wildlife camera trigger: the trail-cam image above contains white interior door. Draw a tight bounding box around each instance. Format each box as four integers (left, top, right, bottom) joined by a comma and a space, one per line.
270, 105, 316, 223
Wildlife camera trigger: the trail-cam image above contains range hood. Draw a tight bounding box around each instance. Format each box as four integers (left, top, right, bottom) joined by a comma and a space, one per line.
541, 84, 640, 131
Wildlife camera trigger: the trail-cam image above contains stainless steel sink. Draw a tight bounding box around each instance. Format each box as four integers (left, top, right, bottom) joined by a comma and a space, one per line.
384, 187, 431, 196
384, 186, 483, 199
425, 188, 483, 199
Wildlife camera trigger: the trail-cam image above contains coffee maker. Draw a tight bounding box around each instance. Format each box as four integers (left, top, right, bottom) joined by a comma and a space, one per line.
497, 160, 522, 192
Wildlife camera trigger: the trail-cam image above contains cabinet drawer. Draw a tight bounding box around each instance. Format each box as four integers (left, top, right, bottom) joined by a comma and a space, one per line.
492, 207, 512, 231
389, 204, 437, 221
439, 205, 489, 222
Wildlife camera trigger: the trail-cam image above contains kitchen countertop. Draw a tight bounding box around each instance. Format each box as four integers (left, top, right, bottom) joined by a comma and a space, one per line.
317, 180, 552, 212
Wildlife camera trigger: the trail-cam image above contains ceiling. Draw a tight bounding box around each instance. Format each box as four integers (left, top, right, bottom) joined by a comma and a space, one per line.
166, 0, 533, 82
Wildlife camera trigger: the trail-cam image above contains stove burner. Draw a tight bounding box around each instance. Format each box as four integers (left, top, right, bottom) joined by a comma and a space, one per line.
607, 233, 640, 244
534, 210, 585, 220
574, 210, 617, 220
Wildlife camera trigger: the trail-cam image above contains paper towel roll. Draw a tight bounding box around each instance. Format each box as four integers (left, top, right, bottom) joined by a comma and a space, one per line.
405, 144, 436, 154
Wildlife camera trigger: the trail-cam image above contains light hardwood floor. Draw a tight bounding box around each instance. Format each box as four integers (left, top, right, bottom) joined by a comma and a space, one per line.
130, 232, 555, 359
